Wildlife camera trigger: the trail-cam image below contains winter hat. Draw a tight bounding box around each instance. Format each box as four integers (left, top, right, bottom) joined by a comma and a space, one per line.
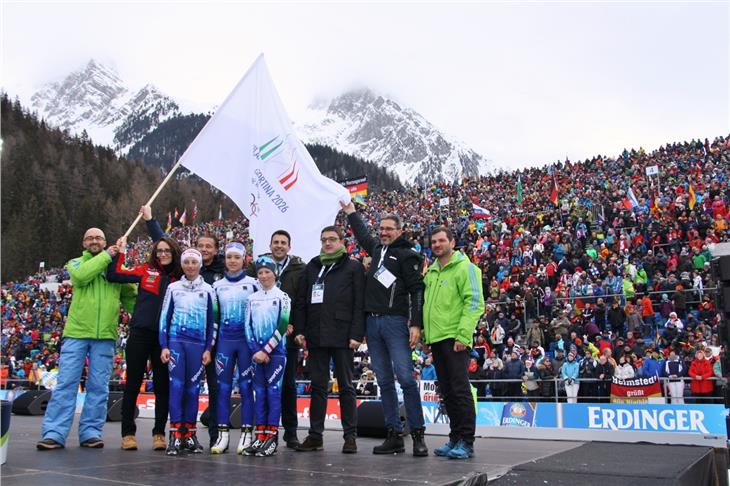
181, 248, 202, 265
255, 256, 277, 275
225, 242, 246, 257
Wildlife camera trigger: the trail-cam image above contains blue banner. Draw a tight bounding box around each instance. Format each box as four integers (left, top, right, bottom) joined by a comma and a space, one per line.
562, 403, 728, 435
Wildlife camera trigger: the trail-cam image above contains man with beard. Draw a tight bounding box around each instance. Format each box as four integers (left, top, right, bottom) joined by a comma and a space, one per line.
37, 228, 136, 450
423, 227, 484, 460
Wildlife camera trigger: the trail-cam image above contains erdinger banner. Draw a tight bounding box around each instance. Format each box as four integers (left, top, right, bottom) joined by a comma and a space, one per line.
610, 375, 663, 403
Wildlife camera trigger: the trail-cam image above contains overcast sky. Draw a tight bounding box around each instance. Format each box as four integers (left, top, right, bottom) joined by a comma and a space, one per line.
2, 0, 728, 169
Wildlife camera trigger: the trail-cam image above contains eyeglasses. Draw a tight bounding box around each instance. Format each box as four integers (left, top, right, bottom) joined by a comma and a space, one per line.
84, 236, 106, 242
320, 237, 340, 243
156, 249, 173, 255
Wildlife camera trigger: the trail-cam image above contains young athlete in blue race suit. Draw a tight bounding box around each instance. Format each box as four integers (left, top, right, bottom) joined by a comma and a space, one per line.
159, 248, 217, 456
210, 242, 259, 454
243, 257, 291, 457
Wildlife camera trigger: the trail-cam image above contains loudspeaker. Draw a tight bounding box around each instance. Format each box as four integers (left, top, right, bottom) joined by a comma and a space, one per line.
356, 400, 409, 438
712, 256, 730, 282
200, 396, 242, 428
106, 392, 138, 422
11, 390, 52, 415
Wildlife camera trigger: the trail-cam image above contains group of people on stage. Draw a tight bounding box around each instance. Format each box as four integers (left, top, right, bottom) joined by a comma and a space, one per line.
36, 201, 485, 460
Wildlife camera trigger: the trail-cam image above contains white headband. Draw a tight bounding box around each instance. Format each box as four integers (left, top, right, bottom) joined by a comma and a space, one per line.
225, 242, 246, 257
181, 248, 203, 265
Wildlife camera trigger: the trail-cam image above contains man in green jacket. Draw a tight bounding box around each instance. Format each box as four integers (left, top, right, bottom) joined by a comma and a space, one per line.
423, 226, 484, 460
37, 228, 136, 450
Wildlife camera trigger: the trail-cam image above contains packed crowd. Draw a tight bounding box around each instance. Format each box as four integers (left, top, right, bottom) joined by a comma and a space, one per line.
3, 135, 730, 403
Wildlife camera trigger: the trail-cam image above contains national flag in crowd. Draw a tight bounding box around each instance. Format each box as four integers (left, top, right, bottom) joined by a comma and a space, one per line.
549, 175, 559, 205
178, 54, 349, 260
179, 208, 187, 226
516, 176, 523, 204
191, 200, 198, 222
218, 204, 223, 220
472, 203, 490, 219
353, 193, 366, 206
165, 212, 172, 232
688, 184, 697, 210
174, 207, 179, 219
624, 186, 640, 209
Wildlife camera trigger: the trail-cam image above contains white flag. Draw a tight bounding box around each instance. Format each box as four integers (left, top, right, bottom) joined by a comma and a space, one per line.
439, 197, 449, 207
179, 55, 349, 260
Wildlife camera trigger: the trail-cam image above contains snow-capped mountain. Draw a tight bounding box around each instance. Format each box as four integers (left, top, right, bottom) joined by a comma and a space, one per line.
29, 61, 491, 184
296, 88, 491, 184
30, 60, 179, 152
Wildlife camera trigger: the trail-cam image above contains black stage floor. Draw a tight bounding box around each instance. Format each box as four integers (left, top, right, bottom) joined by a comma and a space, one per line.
1, 416, 582, 485
0, 416, 719, 485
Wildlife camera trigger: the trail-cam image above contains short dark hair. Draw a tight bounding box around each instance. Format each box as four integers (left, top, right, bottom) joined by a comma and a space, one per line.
321, 226, 344, 239
380, 214, 402, 230
196, 233, 219, 249
271, 229, 291, 245
432, 226, 454, 241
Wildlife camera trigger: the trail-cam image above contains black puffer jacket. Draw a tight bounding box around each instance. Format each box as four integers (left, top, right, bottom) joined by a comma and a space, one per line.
347, 212, 424, 327
293, 254, 365, 348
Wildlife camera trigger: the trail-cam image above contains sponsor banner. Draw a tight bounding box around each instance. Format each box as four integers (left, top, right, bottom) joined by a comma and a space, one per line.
422, 400, 558, 428
419, 380, 440, 403
340, 176, 369, 198
136, 393, 209, 413
296, 397, 362, 420
562, 403, 727, 435
610, 375, 663, 403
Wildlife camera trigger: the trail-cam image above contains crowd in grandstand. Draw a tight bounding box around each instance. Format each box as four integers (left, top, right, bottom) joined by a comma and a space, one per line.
3, 134, 730, 403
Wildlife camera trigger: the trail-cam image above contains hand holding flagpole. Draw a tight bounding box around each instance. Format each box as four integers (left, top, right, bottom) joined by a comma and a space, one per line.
122, 159, 183, 238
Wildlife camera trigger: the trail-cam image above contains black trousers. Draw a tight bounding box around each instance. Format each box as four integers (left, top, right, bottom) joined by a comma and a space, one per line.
307, 347, 357, 439
205, 359, 218, 443
431, 339, 476, 445
281, 346, 299, 440
121, 328, 169, 437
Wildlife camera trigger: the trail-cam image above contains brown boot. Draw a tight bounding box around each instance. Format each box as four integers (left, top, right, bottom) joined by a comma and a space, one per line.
121, 435, 138, 451
152, 434, 166, 451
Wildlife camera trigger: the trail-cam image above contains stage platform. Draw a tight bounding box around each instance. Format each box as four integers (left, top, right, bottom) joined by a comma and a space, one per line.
0, 416, 721, 485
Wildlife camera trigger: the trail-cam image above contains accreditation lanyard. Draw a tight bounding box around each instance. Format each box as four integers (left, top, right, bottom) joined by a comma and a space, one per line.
275, 256, 290, 278
377, 246, 388, 268
311, 263, 334, 304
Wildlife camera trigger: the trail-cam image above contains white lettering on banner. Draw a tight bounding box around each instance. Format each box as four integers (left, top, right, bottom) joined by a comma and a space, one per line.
587, 407, 709, 434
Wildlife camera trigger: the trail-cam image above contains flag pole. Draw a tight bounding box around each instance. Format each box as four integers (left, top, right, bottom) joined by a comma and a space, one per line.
123, 159, 184, 238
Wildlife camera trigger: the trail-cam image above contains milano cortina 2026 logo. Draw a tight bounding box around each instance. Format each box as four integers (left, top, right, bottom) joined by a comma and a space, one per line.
249, 135, 297, 217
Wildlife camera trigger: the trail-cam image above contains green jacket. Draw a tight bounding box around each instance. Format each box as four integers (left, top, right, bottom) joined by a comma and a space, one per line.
64, 250, 137, 340
423, 251, 484, 346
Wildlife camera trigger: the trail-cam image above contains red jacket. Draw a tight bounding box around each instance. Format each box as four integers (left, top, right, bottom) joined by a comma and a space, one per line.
689, 357, 714, 394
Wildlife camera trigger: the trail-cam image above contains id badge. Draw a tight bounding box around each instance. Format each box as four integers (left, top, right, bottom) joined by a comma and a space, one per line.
373, 265, 396, 288
311, 283, 324, 304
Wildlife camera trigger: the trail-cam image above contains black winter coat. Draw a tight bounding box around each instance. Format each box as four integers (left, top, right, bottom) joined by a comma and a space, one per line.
347, 212, 425, 326
293, 254, 365, 348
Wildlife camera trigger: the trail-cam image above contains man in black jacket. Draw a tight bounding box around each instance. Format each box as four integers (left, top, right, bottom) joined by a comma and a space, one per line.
293, 226, 364, 453
340, 202, 428, 457
196, 234, 225, 447
246, 229, 306, 448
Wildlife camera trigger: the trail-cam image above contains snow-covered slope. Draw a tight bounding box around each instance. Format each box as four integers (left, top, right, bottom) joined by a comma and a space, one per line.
296, 88, 491, 184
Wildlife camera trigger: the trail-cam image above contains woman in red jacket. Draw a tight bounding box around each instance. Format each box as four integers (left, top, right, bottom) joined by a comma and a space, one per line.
688, 349, 714, 403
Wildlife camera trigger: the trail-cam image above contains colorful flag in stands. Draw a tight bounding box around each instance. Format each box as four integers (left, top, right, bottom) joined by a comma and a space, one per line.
353, 193, 366, 206
340, 176, 369, 200
218, 204, 223, 220
179, 208, 187, 226
165, 212, 172, 232
517, 176, 523, 203
191, 200, 198, 222
472, 203, 491, 219
549, 175, 559, 205
174, 207, 179, 219
688, 184, 697, 210
624, 187, 640, 209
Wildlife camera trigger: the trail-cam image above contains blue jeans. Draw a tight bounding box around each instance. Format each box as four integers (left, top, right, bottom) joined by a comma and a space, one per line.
366, 315, 424, 432
41, 338, 115, 445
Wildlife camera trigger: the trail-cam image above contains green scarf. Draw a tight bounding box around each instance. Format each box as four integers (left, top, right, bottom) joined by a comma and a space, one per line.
319, 247, 345, 266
